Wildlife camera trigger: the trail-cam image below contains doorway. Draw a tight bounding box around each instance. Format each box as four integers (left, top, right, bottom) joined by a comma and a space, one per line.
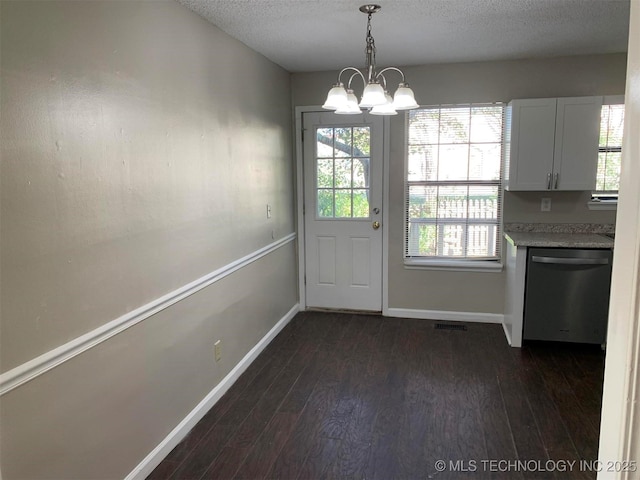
300, 111, 384, 311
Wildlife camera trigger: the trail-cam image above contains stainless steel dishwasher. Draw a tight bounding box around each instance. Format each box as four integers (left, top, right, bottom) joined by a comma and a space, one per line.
523, 247, 613, 344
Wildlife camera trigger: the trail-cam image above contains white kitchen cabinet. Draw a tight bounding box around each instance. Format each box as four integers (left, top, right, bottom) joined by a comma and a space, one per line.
504, 96, 603, 191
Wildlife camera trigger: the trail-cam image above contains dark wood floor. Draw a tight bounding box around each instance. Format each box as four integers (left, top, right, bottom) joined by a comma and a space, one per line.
148, 311, 605, 479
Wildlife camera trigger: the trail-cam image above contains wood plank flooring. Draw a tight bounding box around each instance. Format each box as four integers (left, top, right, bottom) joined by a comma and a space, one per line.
148, 311, 605, 479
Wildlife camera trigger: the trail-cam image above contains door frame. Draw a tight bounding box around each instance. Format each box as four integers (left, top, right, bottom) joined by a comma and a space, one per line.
598, 3, 640, 476
294, 106, 390, 313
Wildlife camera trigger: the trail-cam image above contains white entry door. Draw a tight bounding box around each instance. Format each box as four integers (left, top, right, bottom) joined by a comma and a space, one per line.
303, 112, 383, 311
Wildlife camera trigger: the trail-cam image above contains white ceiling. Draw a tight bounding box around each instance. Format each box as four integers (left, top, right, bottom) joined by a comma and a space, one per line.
177, 0, 630, 73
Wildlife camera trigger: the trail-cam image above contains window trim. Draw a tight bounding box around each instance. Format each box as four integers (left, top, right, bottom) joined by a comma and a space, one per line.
403, 103, 505, 269
404, 257, 504, 272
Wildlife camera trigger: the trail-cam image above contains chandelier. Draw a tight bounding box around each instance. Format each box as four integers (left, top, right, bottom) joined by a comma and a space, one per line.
322, 4, 419, 115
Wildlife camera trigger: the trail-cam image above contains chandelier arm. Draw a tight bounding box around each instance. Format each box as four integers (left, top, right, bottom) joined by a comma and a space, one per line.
375, 66, 407, 84
376, 73, 387, 90
338, 66, 366, 86
346, 72, 365, 90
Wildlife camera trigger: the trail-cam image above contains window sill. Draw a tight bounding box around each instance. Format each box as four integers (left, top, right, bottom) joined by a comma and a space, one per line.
404, 259, 504, 273
588, 200, 618, 211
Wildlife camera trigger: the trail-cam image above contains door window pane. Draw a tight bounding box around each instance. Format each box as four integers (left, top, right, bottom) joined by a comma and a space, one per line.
353, 189, 370, 217
317, 189, 334, 217
315, 126, 371, 219
334, 128, 352, 157
353, 159, 368, 187
317, 128, 334, 158
335, 159, 352, 188
353, 127, 370, 156
317, 159, 333, 188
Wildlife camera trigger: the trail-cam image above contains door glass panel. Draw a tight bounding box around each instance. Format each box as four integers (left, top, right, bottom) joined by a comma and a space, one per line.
353, 189, 370, 217
335, 189, 352, 218
334, 128, 352, 157
317, 189, 334, 217
353, 159, 368, 187
335, 158, 352, 188
316, 128, 334, 158
315, 126, 371, 219
353, 127, 370, 156
317, 159, 333, 188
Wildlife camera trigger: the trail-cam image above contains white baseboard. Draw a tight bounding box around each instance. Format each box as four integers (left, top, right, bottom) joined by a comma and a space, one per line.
125, 303, 300, 480
385, 307, 503, 324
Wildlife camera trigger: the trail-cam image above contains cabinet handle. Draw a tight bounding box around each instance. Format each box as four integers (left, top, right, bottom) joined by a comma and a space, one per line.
546, 173, 551, 190
554, 173, 559, 189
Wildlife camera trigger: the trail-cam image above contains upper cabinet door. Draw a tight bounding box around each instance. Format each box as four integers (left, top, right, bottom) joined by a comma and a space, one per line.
506, 98, 557, 191
553, 96, 603, 191
505, 96, 603, 191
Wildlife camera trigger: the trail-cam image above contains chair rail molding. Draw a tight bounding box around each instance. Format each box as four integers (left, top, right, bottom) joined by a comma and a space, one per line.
0, 233, 297, 396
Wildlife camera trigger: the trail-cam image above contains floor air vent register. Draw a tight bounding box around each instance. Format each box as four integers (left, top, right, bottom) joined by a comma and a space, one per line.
434, 323, 468, 331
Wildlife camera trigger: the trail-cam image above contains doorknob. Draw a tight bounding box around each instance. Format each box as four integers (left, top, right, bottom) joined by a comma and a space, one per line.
372, 221, 380, 230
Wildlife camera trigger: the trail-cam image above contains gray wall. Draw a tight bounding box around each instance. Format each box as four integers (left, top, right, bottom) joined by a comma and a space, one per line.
292, 53, 627, 313
0, 1, 296, 478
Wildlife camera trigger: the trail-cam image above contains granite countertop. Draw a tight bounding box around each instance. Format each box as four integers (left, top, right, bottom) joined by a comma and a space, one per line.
504, 223, 615, 249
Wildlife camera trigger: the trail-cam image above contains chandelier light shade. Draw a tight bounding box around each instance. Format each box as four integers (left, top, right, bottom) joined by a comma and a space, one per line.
322, 5, 419, 115
392, 83, 419, 110
335, 89, 362, 114
359, 83, 387, 108
322, 83, 348, 110
370, 92, 398, 115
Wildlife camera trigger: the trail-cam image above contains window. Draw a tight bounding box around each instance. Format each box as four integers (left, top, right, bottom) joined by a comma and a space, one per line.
316, 126, 371, 218
593, 103, 625, 200
405, 104, 504, 266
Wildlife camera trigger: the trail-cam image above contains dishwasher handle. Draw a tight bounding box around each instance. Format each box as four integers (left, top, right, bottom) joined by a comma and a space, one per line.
531, 255, 610, 266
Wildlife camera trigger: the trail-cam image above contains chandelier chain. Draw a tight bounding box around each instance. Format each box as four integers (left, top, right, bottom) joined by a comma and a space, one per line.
365, 12, 377, 82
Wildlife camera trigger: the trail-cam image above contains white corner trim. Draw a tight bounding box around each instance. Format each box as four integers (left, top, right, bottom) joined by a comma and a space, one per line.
0, 233, 297, 397
386, 307, 504, 324
382, 115, 391, 316
295, 106, 321, 312
502, 321, 513, 346
598, 7, 640, 475
125, 303, 300, 480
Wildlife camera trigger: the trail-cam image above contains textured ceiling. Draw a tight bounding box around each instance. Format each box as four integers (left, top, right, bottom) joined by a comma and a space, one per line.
177, 0, 630, 72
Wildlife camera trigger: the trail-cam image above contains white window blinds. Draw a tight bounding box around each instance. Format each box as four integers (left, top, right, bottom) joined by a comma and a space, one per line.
405, 104, 504, 261
595, 103, 625, 195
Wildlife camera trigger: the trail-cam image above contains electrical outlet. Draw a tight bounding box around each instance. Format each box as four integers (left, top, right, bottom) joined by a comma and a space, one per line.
541, 197, 552, 212
214, 340, 222, 362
